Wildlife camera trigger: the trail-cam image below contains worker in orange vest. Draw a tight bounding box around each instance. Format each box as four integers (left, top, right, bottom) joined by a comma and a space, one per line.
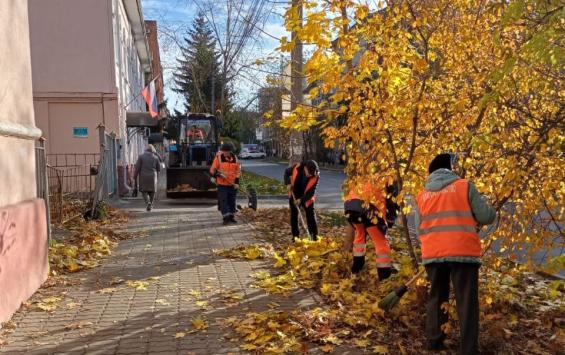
187, 125, 205, 142
210, 143, 241, 225
344, 179, 399, 280
284, 160, 320, 241
416, 153, 495, 354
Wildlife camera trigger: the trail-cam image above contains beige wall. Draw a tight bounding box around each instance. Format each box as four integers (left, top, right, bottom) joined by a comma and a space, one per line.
33, 95, 120, 154
0, 0, 40, 207
28, 0, 115, 94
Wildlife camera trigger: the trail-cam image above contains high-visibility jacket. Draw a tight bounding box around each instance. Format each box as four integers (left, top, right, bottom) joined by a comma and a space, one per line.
416, 179, 480, 260
288, 164, 318, 207
210, 152, 240, 186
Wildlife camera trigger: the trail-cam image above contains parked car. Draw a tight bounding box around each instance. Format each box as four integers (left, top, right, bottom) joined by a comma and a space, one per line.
239, 147, 266, 159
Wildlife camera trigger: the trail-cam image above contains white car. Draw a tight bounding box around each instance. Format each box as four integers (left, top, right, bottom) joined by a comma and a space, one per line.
239, 148, 266, 159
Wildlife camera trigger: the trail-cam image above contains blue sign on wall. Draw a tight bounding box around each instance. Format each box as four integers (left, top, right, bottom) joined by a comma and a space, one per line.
73, 127, 88, 137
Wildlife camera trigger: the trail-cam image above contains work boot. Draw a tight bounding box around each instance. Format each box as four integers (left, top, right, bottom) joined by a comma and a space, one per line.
229, 215, 237, 224
146, 204, 152, 212
223, 216, 230, 225
351, 256, 365, 274
425, 339, 447, 351
377, 267, 395, 281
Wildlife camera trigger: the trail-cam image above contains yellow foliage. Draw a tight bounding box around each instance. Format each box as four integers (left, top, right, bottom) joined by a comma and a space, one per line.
279, 0, 564, 272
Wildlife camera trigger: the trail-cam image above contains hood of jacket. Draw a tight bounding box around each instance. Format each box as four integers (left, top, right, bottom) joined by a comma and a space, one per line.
425, 169, 460, 191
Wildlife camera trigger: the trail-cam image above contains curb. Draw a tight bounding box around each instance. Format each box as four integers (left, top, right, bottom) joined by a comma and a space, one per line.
263, 160, 344, 173
237, 195, 288, 200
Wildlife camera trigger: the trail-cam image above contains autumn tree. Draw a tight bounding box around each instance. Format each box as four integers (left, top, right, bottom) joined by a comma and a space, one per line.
280, 0, 564, 271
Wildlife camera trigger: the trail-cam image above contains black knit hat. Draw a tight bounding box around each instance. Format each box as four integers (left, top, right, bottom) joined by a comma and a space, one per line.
304, 160, 319, 175
428, 153, 452, 174
220, 142, 233, 152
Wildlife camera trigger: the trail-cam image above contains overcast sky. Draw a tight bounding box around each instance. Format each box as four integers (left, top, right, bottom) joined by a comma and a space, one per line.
141, 0, 288, 113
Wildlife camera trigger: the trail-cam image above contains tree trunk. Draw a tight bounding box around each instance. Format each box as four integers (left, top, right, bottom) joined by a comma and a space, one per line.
289, 0, 304, 165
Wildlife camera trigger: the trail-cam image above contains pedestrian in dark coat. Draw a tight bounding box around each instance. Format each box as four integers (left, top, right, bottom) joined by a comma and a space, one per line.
134, 144, 161, 211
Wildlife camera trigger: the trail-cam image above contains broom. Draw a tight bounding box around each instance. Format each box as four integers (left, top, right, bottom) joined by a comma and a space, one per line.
378, 268, 426, 312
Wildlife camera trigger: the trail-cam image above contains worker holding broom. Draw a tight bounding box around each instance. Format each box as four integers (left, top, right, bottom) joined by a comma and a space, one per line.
415, 153, 495, 354
344, 178, 400, 281
284, 160, 320, 242
210, 143, 241, 225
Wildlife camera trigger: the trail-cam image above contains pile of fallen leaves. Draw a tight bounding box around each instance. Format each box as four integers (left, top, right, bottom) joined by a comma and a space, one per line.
223, 209, 565, 354
49, 203, 136, 274
213, 243, 275, 260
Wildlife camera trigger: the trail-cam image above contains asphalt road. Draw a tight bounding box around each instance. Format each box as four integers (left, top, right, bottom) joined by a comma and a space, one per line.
241, 159, 346, 209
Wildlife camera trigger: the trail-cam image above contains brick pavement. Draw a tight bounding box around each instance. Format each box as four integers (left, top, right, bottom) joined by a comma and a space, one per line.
0, 201, 323, 355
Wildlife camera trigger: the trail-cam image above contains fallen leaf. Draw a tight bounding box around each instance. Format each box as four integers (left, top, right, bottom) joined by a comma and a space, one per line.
195, 300, 209, 308
66, 302, 82, 309
373, 345, 389, 354
355, 339, 370, 347
65, 321, 93, 330
175, 332, 186, 339
191, 316, 208, 330
319, 344, 334, 353
240, 343, 258, 350
155, 299, 170, 306
98, 287, 117, 294
126, 280, 149, 291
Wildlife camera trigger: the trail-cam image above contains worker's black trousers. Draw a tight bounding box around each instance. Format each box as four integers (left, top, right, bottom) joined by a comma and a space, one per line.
425, 262, 480, 355
289, 198, 318, 241
218, 185, 237, 217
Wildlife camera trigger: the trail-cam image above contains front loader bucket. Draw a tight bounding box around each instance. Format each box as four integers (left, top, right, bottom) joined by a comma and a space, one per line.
166, 167, 217, 199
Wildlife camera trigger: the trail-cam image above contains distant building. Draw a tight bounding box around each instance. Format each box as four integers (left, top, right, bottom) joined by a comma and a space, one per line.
0, 0, 49, 323
145, 20, 165, 115
28, 0, 153, 193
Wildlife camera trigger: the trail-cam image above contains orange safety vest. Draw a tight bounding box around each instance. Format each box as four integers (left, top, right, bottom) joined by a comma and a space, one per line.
289, 164, 318, 207
415, 179, 480, 260
210, 153, 240, 186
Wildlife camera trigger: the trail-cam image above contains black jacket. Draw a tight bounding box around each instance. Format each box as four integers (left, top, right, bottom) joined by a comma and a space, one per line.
284, 163, 318, 203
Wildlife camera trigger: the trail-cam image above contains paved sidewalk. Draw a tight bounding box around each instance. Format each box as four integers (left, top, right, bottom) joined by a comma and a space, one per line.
0, 201, 320, 354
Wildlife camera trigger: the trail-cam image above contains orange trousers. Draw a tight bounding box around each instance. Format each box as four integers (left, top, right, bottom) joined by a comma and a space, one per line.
352, 224, 392, 270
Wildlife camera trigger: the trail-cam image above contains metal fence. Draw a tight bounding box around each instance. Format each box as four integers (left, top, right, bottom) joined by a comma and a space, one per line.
35, 138, 51, 239
37, 125, 119, 224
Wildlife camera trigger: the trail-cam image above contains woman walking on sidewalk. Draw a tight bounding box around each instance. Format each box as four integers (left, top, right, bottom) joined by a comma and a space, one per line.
134, 144, 161, 211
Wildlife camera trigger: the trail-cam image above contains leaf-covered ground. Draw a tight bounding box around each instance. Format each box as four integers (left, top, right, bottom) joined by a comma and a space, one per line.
220, 208, 565, 354
0, 201, 143, 345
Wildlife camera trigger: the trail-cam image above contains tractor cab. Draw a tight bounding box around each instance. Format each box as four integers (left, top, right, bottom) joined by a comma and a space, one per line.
167, 113, 221, 198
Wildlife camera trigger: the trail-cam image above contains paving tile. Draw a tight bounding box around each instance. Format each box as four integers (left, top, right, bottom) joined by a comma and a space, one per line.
0, 204, 320, 355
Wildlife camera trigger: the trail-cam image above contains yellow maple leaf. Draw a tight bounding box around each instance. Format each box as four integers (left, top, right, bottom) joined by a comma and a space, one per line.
244, 246, 261, 260
175, 332, 186, 339
355, 339, 370, 347
273, 253, 287, 268
373, 345, 389, 354
195, 300, 209, 308
320, 283, 332, 295
65, 260, 81, 273
191, 317, 208, 330
241, 343, 258, 351
126, 280, 149, 291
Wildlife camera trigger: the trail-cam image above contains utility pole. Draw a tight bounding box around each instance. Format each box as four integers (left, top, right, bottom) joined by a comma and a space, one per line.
289, 0, 304, 166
